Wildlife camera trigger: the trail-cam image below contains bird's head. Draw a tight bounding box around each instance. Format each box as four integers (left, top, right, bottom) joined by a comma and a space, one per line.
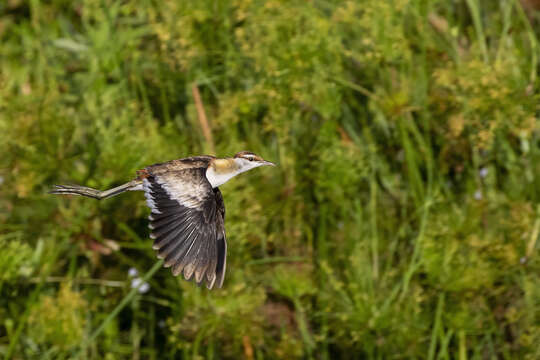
207, 151, 275, 188
233, 151, 276, 172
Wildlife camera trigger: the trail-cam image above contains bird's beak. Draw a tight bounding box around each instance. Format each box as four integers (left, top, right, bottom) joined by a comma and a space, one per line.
261, 160, 276, 167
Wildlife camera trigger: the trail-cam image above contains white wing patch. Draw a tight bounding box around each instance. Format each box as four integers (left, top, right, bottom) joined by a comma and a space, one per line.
143, 179, 160, 213
143, 172, 210, 211
154, 173, 207, 209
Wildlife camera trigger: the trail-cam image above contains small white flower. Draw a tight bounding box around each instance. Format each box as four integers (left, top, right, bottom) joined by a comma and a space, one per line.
128, 268, 138, 278
131, 278, 150, 294
0, 176, 4, 185
479, 168, 488, 178
474, 190, 482, 200
131, 277, 142, 288
138, 282, 150, 294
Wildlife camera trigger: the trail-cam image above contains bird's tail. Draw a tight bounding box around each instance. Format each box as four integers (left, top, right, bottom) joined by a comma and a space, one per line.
49, 180, 142, 200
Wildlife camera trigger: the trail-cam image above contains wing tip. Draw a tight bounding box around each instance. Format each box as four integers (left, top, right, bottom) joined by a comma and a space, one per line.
163, 259, 222, 290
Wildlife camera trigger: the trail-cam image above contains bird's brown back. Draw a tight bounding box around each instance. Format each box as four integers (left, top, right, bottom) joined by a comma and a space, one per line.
143, 156, 215, 176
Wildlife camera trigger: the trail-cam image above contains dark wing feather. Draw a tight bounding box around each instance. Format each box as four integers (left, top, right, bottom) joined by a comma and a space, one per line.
213, 188, 227, 288
142, 168, 227, 289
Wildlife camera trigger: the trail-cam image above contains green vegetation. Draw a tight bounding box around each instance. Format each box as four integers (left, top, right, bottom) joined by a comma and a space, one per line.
1, 0, 539, 358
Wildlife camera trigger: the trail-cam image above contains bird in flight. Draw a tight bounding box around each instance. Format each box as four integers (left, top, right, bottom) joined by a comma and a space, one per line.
50, 151, 275, 289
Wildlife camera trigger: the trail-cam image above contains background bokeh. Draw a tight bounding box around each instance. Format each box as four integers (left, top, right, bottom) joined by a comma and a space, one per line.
1, 0, 539, 358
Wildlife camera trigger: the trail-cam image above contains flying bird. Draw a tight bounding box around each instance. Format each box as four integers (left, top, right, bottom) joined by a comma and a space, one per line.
50, 151, 275, 289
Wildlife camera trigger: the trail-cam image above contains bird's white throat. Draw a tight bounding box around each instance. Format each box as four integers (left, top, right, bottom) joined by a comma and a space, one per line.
205, 167, 241, 188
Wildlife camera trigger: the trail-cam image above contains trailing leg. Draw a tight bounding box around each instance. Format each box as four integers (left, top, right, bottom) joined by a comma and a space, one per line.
49, 180, 142, 200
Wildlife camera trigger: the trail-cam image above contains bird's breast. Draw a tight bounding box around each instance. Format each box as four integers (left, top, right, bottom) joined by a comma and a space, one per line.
206, 166, 240, 188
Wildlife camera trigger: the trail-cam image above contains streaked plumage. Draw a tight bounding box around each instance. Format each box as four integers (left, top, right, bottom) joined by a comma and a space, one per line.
50, 151, 275, 289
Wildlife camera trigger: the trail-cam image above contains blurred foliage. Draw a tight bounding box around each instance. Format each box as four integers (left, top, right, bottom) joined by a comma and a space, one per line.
1, 0, 539, 359
27, 283, 88, 351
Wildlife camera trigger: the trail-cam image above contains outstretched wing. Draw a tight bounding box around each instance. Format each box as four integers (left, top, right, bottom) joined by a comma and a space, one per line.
142, 168, 227, 289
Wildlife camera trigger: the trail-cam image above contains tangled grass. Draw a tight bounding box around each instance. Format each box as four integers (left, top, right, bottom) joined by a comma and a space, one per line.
1, 0, 539, 358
